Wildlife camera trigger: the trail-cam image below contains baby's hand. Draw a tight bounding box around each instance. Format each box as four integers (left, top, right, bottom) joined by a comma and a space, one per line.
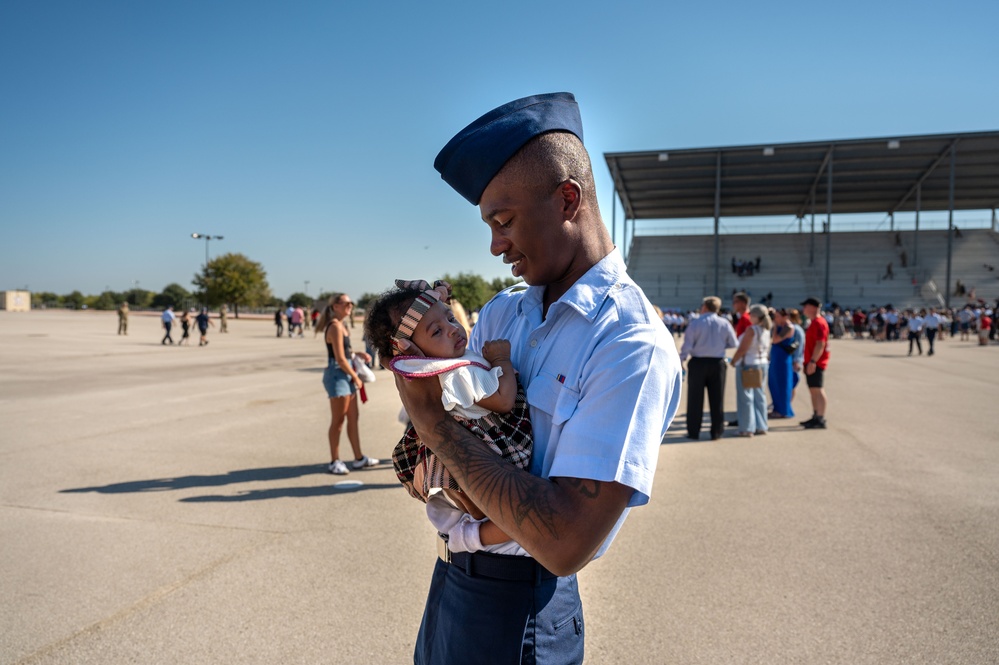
481, 339, 511, 364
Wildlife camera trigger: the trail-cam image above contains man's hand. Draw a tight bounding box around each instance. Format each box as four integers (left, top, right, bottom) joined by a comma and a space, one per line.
392, 339, 446, 433
805, 362, 816, 376
393, 338, 425, 359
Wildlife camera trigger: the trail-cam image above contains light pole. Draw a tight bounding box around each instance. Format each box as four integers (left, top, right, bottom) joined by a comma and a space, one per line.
304, 280, 310, 296
191, 233, 223, 266
191, 233, 223, 306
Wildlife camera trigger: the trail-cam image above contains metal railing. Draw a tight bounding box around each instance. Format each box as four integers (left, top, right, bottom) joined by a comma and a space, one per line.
633, 216, 995, 237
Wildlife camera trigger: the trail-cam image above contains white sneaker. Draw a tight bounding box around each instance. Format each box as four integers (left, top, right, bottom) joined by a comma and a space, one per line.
328, 460, 349, 475
350, 455, 379, 470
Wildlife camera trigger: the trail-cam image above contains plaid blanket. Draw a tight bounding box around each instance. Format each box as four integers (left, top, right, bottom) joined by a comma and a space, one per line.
392, 382, 533, 501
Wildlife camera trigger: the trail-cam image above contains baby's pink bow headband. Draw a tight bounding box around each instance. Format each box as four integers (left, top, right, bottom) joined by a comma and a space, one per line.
391, 279, 452, 350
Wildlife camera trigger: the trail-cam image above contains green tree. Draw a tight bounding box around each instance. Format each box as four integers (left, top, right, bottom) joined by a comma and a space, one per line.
92, 291, 121, 310
490, 277, 522, 294
442, 272, 494, 311
356, 292, 379, 310
64, 290, 85, 309
152, 283, 191, 310
192, 252, 271, 317
124, 288, 154, 308
32, 292, 60, 308
287, 292, 311, 308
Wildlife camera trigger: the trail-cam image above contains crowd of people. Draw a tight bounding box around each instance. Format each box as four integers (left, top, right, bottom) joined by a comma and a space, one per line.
672, 291, 996, 445
731, 256, 762, 277
156, 304, 219, 346
676, 292, 830, 441
274, 303, 319, 338
840, 301, 997, 350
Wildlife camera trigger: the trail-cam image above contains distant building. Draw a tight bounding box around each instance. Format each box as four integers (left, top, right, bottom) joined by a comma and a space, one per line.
1, 291, 31, 312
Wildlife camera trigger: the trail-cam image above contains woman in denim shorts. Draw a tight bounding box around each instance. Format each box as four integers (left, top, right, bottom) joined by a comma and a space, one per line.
321, 295, 379, 475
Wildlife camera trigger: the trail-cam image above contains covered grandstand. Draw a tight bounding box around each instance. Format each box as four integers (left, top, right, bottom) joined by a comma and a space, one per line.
605, 131, 999, 311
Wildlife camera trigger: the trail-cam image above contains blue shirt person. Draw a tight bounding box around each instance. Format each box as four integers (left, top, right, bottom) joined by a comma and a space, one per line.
678, 296, 738, 440
393, 92, 681, 664
679, 305, 739, 362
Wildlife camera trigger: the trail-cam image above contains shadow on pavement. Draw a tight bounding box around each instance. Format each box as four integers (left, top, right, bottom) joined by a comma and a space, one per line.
179, 482, 401, 502
60, 464, 328, 494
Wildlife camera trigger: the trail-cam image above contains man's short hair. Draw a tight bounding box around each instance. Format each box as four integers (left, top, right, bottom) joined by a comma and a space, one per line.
733, 292, 750, 305
498, 131, 597, 207
702, 296, 721, 313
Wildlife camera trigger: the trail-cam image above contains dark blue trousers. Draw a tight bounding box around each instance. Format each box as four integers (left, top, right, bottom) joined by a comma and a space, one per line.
414, 558, 584, 665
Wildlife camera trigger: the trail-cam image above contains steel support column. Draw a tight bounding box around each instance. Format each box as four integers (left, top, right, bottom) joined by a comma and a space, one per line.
809, 199, 815, 267
713, 152, 721, 296
610, 179, 617, 248
945, 144, 956, 309
625, 217, 631, 263
914, 184, 921, 266
823, 152, 833, 305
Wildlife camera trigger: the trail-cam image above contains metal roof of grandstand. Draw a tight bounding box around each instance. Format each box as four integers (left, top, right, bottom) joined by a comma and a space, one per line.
604, 130, 999, 220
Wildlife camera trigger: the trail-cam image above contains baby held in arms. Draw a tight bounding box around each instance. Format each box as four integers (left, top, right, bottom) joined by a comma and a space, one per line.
364, 279, 533, 555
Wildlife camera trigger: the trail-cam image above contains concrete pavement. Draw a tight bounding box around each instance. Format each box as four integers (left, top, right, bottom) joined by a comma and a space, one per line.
1, 311, 996, 664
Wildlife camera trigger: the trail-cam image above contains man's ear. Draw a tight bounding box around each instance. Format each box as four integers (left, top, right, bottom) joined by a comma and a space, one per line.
559, 179, 583, 221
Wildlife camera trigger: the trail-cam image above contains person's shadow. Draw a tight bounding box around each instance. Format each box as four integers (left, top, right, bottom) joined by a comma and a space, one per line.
180, 482, 400, 502
61, 464, 400, 501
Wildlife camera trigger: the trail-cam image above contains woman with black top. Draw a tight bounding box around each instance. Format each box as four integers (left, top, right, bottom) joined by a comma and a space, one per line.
179, 310, 192, 346
320, 295, 378, 475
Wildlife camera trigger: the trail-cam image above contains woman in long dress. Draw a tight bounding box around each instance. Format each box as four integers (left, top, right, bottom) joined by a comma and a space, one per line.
768, 309, 796, 418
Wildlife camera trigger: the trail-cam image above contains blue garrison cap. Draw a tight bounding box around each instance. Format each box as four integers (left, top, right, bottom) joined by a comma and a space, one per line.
434, 92, 583, 205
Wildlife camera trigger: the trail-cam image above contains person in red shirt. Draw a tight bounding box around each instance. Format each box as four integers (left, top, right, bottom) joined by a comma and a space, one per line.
732, 292, 752, 338
800, 297, 830, 429
979, 312, 993, 346
852, 309, 867, 339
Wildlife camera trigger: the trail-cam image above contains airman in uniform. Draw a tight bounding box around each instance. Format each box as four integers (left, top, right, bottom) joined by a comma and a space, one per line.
117, 302, 129, 335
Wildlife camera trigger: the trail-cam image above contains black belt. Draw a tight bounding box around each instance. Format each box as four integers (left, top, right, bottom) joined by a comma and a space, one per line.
437, 536, 557, 583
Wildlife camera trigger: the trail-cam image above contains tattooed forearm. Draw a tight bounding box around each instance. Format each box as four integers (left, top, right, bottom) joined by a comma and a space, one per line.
554, 477, 600, 500
429, 417, 564, 540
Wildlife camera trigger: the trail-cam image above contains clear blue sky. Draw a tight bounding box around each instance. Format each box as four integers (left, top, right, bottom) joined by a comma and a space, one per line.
2, 0, 996, 300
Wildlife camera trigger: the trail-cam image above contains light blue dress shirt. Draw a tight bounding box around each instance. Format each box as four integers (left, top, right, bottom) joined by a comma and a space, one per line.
678, 313, 738, 361
470, 249, 681, 558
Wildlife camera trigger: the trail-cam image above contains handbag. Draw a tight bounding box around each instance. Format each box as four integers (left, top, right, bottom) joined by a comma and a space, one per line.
741, 324, 764, 388
780, 338, 799, 353
351, 356, 376, 383
741, 367, 763, 388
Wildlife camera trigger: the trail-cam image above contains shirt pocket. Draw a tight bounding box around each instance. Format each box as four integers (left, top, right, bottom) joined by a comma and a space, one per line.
527, 373, 581, 426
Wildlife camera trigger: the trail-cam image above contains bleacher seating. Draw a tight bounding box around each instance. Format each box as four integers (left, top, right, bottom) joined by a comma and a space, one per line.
627, 228, 999, 311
